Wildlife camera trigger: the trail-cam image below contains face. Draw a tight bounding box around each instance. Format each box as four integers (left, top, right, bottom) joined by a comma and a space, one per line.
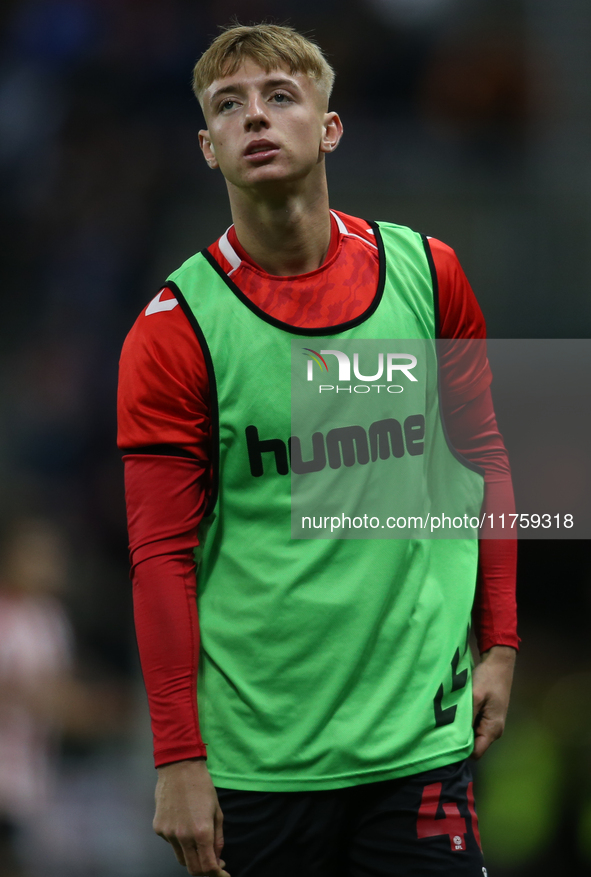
199, 58, 342, 193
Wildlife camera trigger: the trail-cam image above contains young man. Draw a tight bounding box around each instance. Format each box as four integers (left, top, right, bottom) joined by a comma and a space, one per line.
118, 24, 518, 877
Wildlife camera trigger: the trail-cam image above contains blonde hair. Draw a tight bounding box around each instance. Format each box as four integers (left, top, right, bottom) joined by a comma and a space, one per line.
193, 23, 335, 107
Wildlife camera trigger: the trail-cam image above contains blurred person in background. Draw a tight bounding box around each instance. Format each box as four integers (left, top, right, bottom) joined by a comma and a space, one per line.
0, 517, 72, 877
118, 22, 518, 877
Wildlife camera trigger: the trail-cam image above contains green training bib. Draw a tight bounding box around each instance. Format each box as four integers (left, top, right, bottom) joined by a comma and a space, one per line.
167, 221, 484, 791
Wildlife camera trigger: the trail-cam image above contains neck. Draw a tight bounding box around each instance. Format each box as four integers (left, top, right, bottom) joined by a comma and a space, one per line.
226, 171, 331, 276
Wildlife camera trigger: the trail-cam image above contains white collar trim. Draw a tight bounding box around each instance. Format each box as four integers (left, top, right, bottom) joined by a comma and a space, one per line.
218, 227, 241, 275
330, 210, 378, 250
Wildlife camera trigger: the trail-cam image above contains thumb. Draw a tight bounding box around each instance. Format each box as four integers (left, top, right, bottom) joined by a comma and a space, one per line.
472, 728, 490, 760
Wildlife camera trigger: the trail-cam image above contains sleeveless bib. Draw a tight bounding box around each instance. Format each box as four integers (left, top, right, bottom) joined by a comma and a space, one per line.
167, 221, 484, 790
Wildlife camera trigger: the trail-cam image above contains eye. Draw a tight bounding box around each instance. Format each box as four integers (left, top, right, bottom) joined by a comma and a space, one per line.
220, 99, 236, 112
271, 92, 291, 104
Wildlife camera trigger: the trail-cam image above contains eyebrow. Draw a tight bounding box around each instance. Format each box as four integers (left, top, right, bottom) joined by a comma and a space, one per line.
209, 77, 301, 106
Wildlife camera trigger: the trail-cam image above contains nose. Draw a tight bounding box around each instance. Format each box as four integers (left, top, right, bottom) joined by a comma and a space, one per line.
244, 93, 269, 130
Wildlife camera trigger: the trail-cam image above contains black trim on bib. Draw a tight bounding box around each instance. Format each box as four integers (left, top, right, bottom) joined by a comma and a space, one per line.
167, 280, 220, 516
421, 236, 485, 479
200, 220, 386, 337
421, 235, 441, 339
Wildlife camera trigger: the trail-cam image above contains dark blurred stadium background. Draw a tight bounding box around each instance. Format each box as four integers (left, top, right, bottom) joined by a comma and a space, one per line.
0, 0, 589, 874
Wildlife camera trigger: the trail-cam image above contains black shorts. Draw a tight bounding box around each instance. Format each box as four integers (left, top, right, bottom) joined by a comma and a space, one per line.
216, 759, 487, 877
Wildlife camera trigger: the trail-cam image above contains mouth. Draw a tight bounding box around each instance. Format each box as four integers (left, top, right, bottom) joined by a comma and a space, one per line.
244, 139, 280, 162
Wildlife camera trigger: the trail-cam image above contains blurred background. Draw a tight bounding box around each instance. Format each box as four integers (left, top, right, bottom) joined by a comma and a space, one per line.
0, 0, 589, 874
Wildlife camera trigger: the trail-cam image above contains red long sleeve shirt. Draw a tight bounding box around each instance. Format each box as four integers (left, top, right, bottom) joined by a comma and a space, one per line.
118, 211, 518, 767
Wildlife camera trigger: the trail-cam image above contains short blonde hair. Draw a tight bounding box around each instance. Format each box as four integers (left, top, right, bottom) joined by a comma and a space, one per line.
193, 23, 335, 107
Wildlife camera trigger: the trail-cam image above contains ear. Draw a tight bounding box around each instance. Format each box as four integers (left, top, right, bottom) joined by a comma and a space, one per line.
319, 112, 343, 155
199, 129, 219, 169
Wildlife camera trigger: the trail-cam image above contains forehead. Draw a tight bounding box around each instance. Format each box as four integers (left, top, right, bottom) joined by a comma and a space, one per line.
203, 59, 321, 108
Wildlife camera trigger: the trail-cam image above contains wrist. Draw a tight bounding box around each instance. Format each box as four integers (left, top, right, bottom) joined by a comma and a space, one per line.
157, 756, 207, 774
479, 644, 517, 664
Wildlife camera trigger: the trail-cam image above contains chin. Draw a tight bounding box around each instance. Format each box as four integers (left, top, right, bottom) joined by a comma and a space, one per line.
245, 161, 313, 186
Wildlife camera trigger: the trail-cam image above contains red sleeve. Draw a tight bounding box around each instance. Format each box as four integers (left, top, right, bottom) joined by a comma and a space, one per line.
431, 237, 492, 402
125, 454, 208, 765
444, 388, 519, 652
431, 239, 519, 652
118, 289, 212, 765
117, 287, 211, 458
433, 237, 487, 341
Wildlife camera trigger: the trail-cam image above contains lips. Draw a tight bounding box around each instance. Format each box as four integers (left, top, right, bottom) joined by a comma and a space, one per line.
244, 139, 280, 160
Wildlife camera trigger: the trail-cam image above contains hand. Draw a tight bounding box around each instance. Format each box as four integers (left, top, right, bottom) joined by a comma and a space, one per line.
471, 645, 516, 760
153, 758, 230, 877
